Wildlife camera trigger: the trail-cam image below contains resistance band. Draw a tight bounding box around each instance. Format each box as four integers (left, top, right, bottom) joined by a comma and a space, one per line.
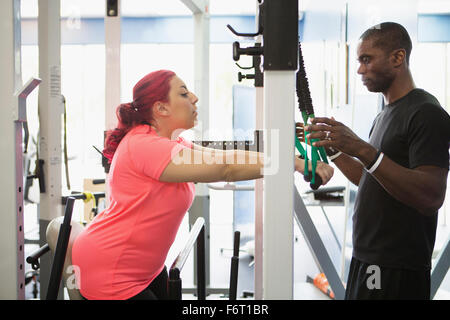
295, 42, 328, 190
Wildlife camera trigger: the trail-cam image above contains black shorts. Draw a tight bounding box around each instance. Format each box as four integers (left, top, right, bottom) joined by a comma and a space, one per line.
81, 266, 168, 300
128, 266, 168, 300
345, 257, 430, 300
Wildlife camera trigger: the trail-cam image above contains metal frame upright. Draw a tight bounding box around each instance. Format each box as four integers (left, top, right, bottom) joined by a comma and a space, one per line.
36, 0, 64, 299
0, 0, 23, 300
0, 0, 42, 299
260, 0, 298, 299
181, 0, 212, 292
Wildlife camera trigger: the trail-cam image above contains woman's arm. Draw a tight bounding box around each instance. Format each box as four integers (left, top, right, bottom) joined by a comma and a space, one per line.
159, 145, 334, 185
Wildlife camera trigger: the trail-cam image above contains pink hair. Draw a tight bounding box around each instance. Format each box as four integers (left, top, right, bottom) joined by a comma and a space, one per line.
103, 70, 176, 163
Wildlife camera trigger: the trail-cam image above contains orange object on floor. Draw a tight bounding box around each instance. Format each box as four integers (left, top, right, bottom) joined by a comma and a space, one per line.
313, 273, 335, 299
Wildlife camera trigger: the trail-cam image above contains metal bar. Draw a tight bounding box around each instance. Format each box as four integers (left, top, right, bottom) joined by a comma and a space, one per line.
189, 195, 210, 290
46, 197, 75, 300
170, 218, 205, 279
261, 0, 298, 299
168, 268, 182, 300
319, 206, 342, 251
263, 71, 295, 299
105, 0, 121, 131
207, 182, 254, 191
0, 0, 25, 300
181, 287, 228, 295
168, 217, 206, 300
196, 227, 206, 300
430, 234, 450, 299
294, 184, 346, 300
38, 0, 63, 299
26, 244, 50, 271
180, 0, 206, 14
193, 140, 257, 152
190, 7, 210, 290
229, 231, 240, 300
61, 192, 106, 205
14, 78, 42, 299
254, 39, 264, 298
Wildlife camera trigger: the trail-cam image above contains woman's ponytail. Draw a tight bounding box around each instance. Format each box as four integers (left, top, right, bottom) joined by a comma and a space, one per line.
102, 70, 176, 163
103, 103, 134, 163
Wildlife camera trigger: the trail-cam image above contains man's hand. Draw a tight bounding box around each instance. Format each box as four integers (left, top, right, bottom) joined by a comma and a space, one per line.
297, 121, 340, 157
304, 117, 375, 161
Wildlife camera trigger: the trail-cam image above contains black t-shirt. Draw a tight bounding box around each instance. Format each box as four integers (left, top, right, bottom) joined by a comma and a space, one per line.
353, 88, 450, 271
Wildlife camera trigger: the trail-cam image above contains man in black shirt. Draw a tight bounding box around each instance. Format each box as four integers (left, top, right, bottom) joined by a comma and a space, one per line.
305, 22, 450, 299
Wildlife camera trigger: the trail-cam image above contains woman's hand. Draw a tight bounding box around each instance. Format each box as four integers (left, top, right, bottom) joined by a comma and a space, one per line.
296, 122, 307, 143
294, 156, 334, 186
315, 160, 334, 185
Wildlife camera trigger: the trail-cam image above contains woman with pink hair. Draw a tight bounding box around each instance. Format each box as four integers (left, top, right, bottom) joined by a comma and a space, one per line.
72, 70, 334, 300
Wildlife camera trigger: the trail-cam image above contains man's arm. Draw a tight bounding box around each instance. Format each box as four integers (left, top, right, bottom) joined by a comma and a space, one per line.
357, 144, 448, 216
331, 153, 365, 186
306, 117, 448, 216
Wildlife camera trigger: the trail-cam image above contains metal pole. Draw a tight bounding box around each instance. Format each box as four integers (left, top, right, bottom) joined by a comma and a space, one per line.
293, 185, 346, 300
229, 231, 240, 300
0, 0, 25, 300
263, 71, 295, 299
197, 227, 206, 300
46, 197, 75, 300
178, 0, 213, 295
38, 0, 63, 299
105, 0, 121, 132
430, 234, 450, 299
262, 0, 298, 299
168, 268, 182, 300
253, 0, 264, 300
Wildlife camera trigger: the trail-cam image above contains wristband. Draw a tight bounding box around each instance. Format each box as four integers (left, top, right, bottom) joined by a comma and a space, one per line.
328, 151, 342, 162
366, 151, 384, 174
365, 150, 381, 169
325, 146, 339, 157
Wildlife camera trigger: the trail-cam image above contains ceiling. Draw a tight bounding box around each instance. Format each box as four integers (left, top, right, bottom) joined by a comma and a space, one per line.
21, 0, 258, 18
20, 0, 450, 18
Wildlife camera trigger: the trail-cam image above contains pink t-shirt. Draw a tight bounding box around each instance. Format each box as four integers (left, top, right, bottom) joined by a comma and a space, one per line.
72, 124, 195, 300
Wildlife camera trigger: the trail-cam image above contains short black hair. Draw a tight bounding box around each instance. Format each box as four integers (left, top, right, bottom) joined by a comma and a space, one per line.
360, 22, 412, 65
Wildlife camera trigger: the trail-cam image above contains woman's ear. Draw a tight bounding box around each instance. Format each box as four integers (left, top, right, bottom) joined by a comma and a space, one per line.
153, 102, 170, 117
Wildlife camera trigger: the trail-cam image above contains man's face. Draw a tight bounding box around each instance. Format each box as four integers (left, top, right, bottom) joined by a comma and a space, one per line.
356, 39, 396, 93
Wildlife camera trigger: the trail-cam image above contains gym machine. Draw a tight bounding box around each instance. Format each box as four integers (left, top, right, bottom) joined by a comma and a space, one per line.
230, 0, 346, 299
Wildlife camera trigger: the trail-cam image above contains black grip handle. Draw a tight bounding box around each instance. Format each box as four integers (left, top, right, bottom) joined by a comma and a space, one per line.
26, 243, 50, 270
303, 172, 322, 190
310, 174, 322, 190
